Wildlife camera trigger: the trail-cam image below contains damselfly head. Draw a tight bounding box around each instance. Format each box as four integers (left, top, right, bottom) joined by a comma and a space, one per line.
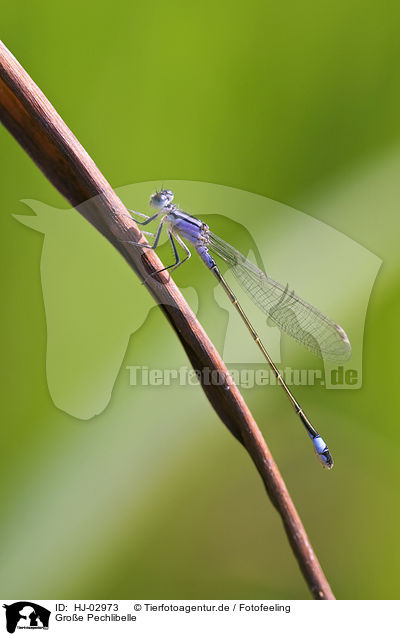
150, 189, 174, 210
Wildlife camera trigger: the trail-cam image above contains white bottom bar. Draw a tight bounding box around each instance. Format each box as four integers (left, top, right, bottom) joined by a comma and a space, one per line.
1, 599, 398, 635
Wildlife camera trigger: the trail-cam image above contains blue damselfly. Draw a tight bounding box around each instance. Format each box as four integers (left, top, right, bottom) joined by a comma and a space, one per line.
126, 190, 351, 468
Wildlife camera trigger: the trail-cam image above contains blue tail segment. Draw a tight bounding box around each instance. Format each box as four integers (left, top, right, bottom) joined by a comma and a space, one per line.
312, 435, 334, 469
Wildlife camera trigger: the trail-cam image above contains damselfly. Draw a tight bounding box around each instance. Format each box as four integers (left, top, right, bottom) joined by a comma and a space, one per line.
126, 190, 351, 469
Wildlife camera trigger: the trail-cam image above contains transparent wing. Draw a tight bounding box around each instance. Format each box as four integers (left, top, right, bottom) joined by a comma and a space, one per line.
208, 232, 351, 362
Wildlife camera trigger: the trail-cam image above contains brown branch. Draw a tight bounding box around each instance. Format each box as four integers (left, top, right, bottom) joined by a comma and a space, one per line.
0, 40, 335, 600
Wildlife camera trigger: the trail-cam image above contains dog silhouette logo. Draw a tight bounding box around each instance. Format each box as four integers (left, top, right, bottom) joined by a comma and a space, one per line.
2, 602, 50, 633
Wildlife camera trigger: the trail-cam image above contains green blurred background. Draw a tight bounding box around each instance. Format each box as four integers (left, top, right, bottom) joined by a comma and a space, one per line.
1, 0, 400, 600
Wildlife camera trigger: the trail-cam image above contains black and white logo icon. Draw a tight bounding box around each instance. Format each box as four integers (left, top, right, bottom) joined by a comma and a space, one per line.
2, 602, 50, 633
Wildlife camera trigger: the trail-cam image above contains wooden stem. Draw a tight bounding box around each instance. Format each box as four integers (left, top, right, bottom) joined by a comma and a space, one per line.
0, 40, 335, 600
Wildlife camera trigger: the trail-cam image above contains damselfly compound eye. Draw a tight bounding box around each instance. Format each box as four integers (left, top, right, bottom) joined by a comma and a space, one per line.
150, 190, 174, 209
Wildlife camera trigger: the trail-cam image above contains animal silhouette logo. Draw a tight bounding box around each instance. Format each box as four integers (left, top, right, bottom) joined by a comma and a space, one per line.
2, 602, 50, 633
14, 182, 381, 402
